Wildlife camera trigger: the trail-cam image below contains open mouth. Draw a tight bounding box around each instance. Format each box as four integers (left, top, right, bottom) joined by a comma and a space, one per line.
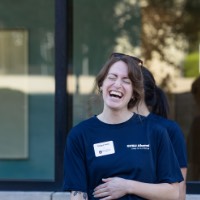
109, 90, 123, 99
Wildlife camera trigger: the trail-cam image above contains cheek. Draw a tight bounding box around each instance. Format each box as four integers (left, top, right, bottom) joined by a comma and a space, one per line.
127, 85, 133, 95
101, 83, 109, 96
101, 80, 111, 90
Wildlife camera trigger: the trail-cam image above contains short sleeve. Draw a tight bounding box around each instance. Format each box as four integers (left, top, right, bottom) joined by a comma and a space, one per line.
168, 121, 188, 168
63, 129, 88, 192
156, 129, 184, 183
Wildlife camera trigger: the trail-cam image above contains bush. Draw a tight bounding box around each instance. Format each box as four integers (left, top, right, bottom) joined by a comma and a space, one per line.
184, 52, 199, 77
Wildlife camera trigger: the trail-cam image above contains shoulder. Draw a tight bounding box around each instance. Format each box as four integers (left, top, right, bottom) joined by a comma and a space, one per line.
142, 114, 165, 130
68, 116, 98, 139
138, 114, 169, 139
149, 113, 182, 132
148, 113, 185, 140
148, 113, 167, 124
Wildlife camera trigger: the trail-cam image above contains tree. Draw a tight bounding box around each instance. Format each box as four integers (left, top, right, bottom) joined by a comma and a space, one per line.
141, 0, 200, 74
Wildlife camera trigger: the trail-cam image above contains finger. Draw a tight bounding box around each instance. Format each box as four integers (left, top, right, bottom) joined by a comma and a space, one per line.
93, 191, 109, 198
93, 186, 108, 195
94, 183, 107, 191
100, 196, 112, 200
102, 178, 113, 182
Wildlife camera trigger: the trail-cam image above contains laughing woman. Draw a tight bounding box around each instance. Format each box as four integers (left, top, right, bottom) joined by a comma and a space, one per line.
63, 53, 183, 200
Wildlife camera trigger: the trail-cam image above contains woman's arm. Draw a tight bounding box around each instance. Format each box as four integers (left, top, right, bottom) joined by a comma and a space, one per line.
70, 191, 88, 200
126, 179, 179, 200
93, 177, 180, 200
179, 168, 187, 200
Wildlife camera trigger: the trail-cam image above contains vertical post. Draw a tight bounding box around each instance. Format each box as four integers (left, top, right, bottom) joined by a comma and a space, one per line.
199, 43, 200, 74
55, 0, 73, 190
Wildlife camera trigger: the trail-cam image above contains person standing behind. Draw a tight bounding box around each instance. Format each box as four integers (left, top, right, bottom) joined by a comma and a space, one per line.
132, 66, 188, 200
187, 76, 200, 181
63, 53, 183, 200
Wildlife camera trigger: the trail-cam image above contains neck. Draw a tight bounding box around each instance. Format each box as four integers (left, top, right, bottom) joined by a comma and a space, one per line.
132, 101, 150, 117
98, 108, 133, 124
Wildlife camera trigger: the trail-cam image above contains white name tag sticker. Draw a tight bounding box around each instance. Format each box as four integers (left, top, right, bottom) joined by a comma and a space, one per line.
93, 141, 115, 157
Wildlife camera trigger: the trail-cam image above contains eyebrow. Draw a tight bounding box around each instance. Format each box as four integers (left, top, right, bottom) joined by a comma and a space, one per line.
108, 73, 130, 79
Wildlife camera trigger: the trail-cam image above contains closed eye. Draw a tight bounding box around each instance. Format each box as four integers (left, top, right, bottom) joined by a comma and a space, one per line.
107, 75, 117, 80
123, 78, 131, 84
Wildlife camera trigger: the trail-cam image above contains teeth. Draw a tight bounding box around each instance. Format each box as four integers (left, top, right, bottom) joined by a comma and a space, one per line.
110, 91, 122, 97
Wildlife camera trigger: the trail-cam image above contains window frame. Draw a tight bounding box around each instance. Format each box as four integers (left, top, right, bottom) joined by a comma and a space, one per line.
0, 0, 72, 191
187, 182, 200, 194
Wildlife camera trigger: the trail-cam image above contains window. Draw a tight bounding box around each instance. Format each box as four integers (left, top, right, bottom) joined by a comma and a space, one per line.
0, 0, 66, 190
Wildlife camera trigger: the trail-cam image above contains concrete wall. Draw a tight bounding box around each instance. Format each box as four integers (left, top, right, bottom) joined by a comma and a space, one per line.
0, 192, 199, 200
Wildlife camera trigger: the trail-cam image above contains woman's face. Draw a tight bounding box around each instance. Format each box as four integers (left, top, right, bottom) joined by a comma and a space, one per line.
101, 61, 133, 111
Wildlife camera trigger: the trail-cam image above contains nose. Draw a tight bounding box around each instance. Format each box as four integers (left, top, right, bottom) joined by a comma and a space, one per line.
114, 78, 122, 88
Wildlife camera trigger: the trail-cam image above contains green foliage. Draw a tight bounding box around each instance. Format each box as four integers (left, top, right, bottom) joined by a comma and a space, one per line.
184, 52, 199, 77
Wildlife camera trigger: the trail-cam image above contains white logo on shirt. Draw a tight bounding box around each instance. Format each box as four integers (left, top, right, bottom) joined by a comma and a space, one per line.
127, 144, 150, 150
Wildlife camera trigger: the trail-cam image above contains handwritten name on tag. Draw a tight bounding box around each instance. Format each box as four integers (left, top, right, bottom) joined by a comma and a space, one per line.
93, 141, 115, 157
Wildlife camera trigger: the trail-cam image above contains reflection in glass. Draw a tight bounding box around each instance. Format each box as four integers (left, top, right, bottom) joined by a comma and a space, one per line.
72, 0, 142, 125
0, 0, 55, 180
72, 0, 200, 183
0, 30, 28, 159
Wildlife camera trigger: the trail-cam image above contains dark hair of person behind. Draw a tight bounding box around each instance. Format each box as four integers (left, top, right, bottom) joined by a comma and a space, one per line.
153, 87, 169, 118
191, 76, 200, 103
142, 66, 169, 118
96, 54, 144, 109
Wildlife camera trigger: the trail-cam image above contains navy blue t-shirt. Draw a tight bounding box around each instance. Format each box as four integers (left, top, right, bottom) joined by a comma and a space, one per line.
63, 114, 183, 200
148, 113, 188, 168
